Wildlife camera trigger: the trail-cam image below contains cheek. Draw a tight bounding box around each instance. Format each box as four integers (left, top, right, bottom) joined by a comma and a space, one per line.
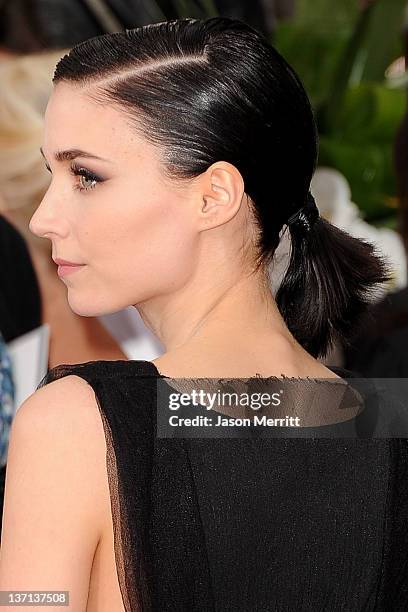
80, 191, 198, 297
124, 200, 198, 291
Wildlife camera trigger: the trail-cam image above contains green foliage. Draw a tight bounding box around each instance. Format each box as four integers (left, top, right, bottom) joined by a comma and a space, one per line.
274, 0, 407, 224
275, 24, 350, 108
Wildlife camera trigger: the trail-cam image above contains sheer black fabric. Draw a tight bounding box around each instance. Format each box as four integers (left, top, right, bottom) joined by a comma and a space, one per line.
37, 360, 408, 611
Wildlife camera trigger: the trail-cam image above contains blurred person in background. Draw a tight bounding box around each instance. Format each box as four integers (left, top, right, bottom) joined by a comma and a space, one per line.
0, 332, 15, 537
0, 335, 14, 472
0, 214, 42, 346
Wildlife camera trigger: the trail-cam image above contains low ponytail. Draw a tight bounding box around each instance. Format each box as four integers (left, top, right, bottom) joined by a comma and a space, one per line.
275, 194, 393, 359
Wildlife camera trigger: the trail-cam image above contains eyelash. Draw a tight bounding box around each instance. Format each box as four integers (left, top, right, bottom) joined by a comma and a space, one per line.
44, 162, 103, 193
69, 162, 102, 193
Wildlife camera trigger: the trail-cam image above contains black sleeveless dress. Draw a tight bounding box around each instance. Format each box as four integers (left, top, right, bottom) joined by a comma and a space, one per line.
36, 360, 408, 612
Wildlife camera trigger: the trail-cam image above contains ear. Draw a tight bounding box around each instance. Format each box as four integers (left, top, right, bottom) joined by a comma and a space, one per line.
199, 162, 245, 230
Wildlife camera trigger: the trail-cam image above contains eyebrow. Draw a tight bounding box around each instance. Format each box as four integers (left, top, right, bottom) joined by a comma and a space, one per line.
40, 147, 112, 163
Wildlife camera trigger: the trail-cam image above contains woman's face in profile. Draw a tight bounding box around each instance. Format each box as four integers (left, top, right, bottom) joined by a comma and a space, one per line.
29, 82, 200, 316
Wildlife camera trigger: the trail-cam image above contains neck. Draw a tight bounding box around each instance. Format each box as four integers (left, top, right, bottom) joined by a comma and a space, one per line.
135, 265, 294, 356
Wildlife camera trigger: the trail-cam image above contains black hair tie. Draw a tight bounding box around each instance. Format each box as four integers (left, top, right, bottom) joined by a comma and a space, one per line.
286, 192, 320, 234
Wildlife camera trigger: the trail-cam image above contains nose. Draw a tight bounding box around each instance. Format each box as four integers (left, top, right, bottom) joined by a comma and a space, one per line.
28, 209, 40, 238
28, 192, 68, 240
28, 208, 52, 240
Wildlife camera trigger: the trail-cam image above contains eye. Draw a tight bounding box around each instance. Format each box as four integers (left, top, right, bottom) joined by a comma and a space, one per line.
69, 162, 103, 193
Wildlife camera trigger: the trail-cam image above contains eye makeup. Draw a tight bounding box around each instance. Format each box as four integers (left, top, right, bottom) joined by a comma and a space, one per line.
42, 158, 106, 193
69, 162, 104, 193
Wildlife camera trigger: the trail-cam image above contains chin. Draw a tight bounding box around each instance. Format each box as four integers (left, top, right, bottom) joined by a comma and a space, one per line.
66, 295, 117, 318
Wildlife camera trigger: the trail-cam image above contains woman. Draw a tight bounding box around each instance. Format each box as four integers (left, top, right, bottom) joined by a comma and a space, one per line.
0, 17, 405, 612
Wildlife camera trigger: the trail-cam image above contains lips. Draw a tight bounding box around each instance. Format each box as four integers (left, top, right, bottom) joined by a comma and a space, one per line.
56, 262, 86, 278
53, 257, 84, 266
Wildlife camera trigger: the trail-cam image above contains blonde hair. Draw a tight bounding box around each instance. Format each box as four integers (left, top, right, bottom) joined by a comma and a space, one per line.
0, 50, 66, 216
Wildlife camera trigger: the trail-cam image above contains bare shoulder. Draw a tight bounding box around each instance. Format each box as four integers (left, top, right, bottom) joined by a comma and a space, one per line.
14, 373, 105, 443
0, 374, 111, 609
